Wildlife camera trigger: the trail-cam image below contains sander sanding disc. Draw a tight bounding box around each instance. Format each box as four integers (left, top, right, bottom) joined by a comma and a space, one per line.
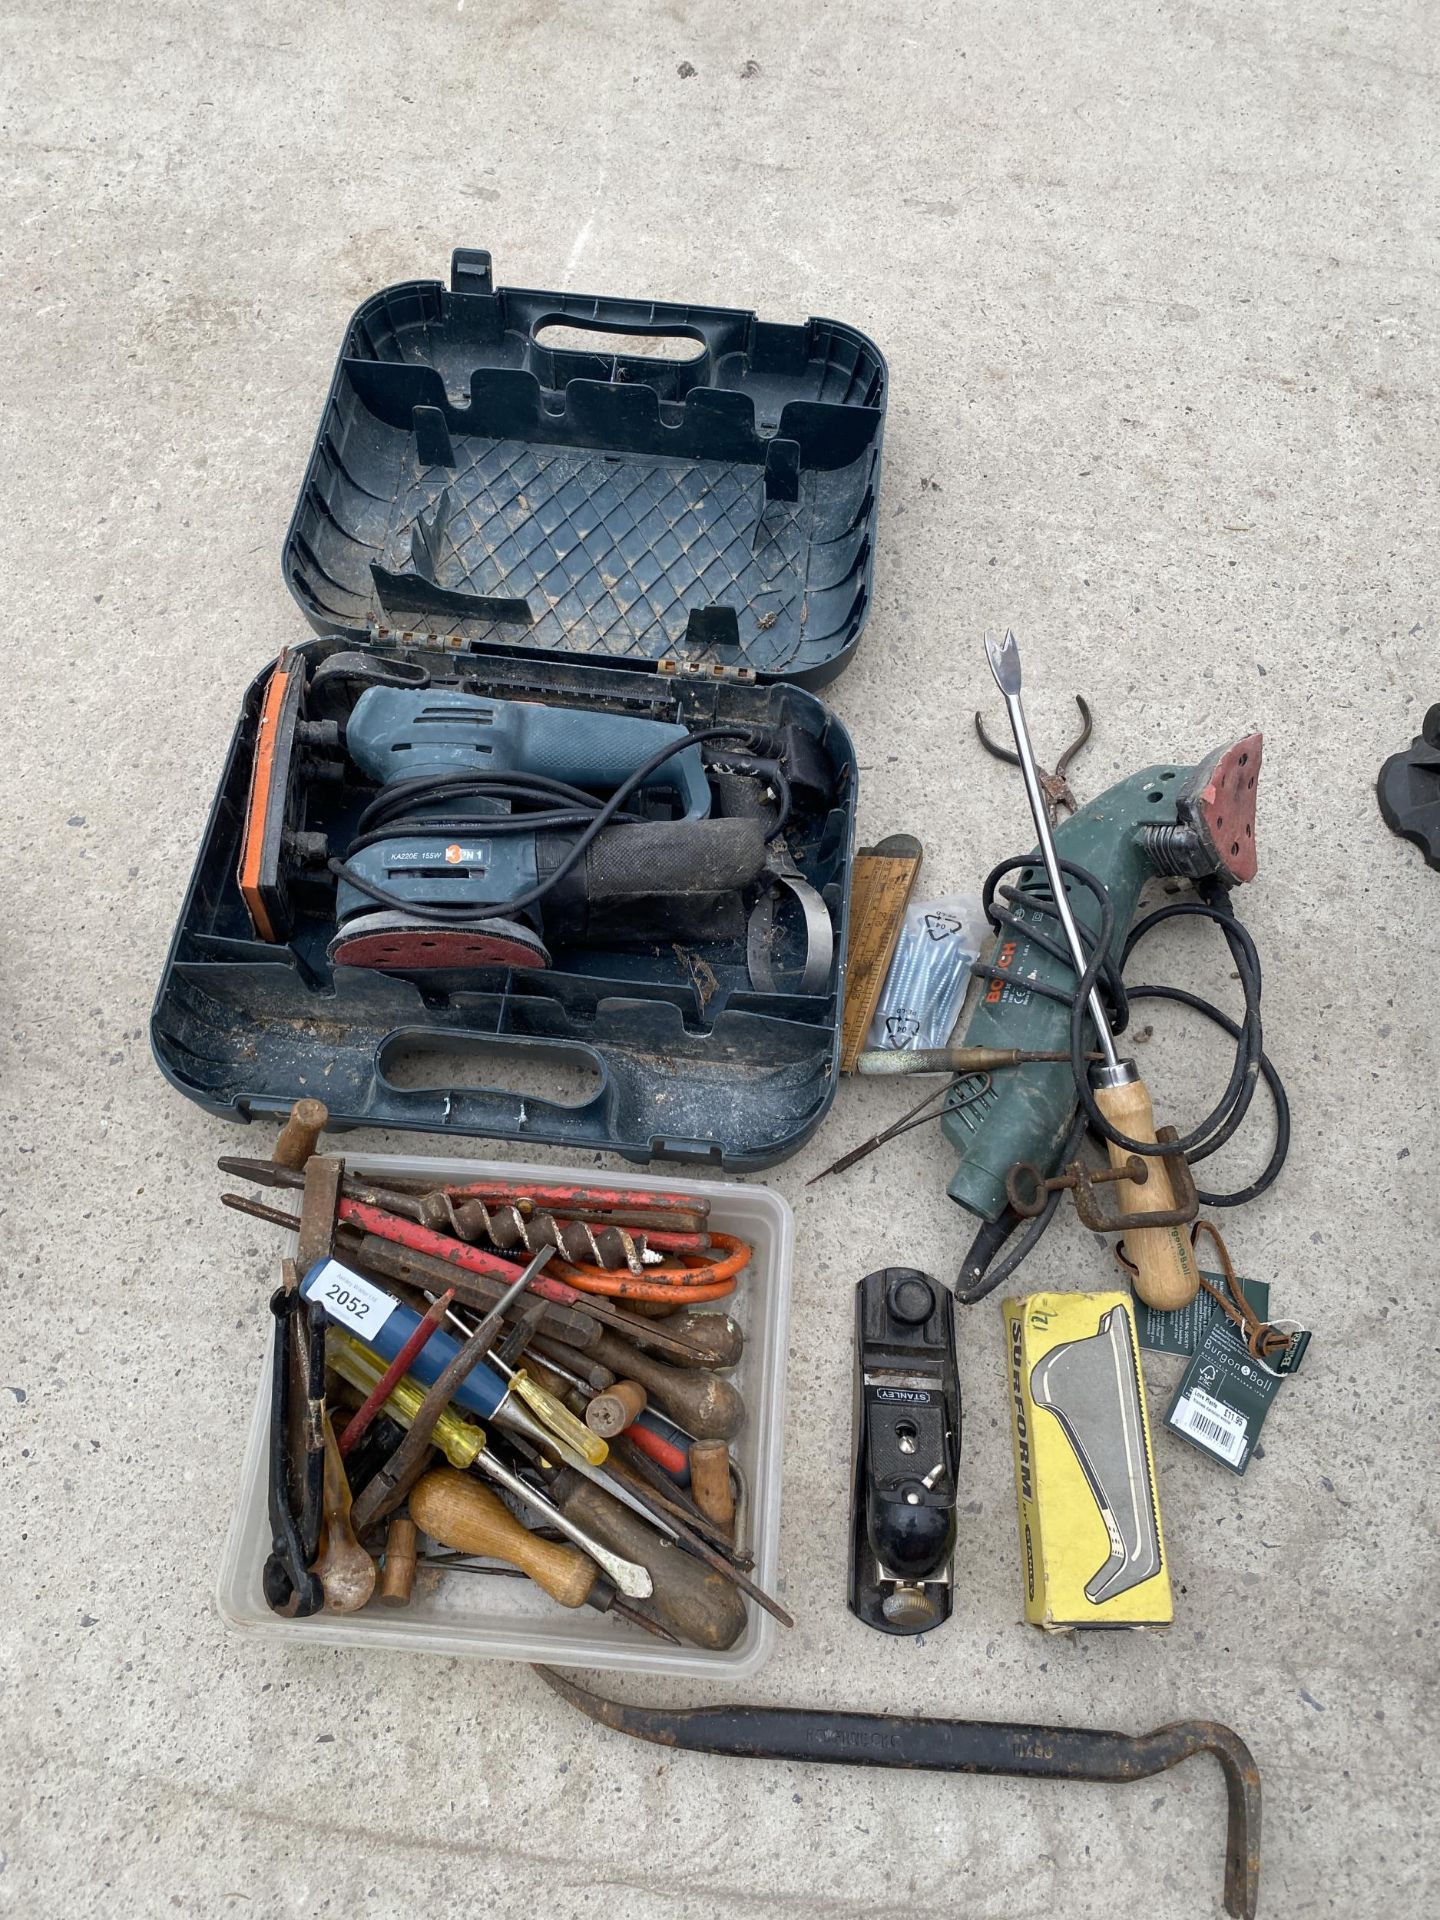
328, 911, 551, 971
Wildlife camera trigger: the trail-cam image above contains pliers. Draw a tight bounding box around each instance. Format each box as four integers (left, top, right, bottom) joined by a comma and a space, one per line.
974, 693, 1092, 825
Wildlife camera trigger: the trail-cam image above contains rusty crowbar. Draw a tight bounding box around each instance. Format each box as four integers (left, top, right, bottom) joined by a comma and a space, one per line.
533, 1669, 1261, 1919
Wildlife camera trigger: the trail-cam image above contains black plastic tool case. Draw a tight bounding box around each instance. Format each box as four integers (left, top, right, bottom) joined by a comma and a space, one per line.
152, 251, 886, 1169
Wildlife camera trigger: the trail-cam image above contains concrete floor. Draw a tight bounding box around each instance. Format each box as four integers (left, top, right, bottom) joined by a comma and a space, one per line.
4, 2, 1437, 1913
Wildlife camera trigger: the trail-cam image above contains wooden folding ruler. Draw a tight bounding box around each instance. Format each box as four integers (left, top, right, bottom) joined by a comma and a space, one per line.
840, 834, 923, 1072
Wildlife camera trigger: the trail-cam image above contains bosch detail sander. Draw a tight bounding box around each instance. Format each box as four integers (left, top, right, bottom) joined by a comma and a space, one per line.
325, 686, 763, 970
237, 659, 834, 981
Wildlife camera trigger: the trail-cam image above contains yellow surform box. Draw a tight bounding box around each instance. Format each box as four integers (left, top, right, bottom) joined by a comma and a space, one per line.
1004, 1291, 1172, 1630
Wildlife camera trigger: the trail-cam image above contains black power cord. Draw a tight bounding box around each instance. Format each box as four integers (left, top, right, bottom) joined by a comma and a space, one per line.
345, 772, 648, 853
955, 862, 1289, 1304
327, 724, 768, 925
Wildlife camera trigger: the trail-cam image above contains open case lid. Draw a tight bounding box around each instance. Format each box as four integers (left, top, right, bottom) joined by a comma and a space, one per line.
283, 250, 887, 689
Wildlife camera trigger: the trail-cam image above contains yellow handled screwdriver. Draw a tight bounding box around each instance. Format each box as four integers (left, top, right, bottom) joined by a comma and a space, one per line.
419, 1286, 608, 1468
326, 1331, 653, 1599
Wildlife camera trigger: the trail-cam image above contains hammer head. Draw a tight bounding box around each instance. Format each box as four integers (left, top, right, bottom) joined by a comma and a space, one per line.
1148, 734, 1262, 885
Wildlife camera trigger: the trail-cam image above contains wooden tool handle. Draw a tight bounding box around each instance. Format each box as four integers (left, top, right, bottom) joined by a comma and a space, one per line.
586, 1379, 648, 1438
273, 1098, 329, 1170
841, 835, 924, 1073
688, 1440, 735, 1538
377, 1515, 419, 1607
628, 1310, 744, 1371
587, 1330, 746, 1440
558, 1478, 747, 1650
1092, 1075, 1202, 1311
313, 1410, 377, 1613
409, 1469, 596, 1609
297, 1153, 343, 1273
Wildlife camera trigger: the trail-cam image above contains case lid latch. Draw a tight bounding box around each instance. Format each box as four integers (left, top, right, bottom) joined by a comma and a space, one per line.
450, 248, 494, 297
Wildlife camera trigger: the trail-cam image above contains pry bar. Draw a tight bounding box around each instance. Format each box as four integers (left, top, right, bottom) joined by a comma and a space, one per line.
533, 1670, 1260, 1920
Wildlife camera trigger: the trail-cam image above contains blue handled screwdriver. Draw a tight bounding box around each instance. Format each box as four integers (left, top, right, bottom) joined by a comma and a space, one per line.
300, 1256, 607, 1466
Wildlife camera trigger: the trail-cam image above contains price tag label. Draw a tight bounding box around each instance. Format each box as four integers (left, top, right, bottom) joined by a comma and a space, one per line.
1171, 1385, 1250, 1469
1164, 1313, 1289, 1475
302, 1259, 398, 1341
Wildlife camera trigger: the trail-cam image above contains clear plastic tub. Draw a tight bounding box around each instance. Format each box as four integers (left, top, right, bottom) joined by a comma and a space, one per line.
216, 1154, 792, 1680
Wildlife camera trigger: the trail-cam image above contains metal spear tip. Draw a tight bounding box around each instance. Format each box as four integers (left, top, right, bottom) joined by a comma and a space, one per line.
984, 628, 1022, 695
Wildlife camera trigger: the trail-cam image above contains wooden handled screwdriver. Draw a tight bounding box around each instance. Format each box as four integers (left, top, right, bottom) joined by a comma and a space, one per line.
411, 1468, 594, 1603
554, 1474, 749, 1651
408, 1469, 674, 1640
984, 630, 1201, 1310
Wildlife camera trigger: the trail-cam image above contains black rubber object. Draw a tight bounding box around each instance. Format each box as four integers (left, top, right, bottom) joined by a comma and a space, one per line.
1377, 704, 1440, 868
538, 818, 768, 948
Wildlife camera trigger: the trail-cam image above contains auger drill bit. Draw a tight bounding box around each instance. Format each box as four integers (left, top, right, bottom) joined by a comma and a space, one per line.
406, 1190, 645, 1272
216, 1157, 645, 1270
